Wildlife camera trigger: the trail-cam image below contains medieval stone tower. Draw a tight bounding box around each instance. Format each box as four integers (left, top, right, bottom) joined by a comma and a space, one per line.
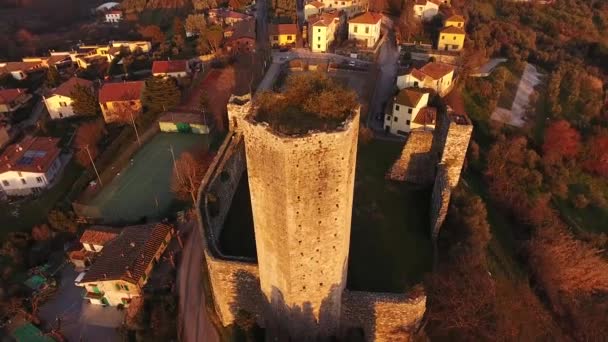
242, 108, 360, 339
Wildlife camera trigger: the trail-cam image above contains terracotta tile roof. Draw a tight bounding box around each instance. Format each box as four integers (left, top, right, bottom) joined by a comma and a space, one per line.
0, 88, 28, 105
349, 12, 382, 25
311, 12, 340, 27
46, 55, 72, 66
269, 23, 298, 36
413, 106, 437, 125
446, 14, 465, 23
80, 226, 121, 246
81, 223, 173, 284
410, 68, 428, 81
98, 81, 144, 103
152, 60, 188, 75
0, 136, 61, 174
420, 62, 454, 80
159, 111, 206, 124
230, 19, 256, 40
307, 0, 325, 8
414, 0, 426, 5
395, 88, 425, 107
441, 25, 465, 35
52, 77, 93, 98
0, 61, 44, 74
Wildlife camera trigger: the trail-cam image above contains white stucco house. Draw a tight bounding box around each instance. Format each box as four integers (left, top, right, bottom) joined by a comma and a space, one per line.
413, 0, 439, 21
348, 12, 382, 48
105, 10, 123, 23
304, 1, 325, 20
44, 77, 94, 120
384, 89, 434, 135
396, 61, 455, 96
309, 11, 340, 52
0, 136, 65, 196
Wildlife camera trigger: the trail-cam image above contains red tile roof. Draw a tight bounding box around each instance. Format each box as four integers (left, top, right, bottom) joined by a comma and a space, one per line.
230, 19, 256, 40
52, 77, 93, 98
0, 136, 61, 174
98, 81, 144, 103
80, 226, 121, 246
446, 14, 465, 23
269, 23, 298, 36
311, 12, 340, 27
0, 61, 44, 73
152, 60, 188, 75
307, 0, 325, 8
80, 223, 173, 284
413, 107, 437, 125
349, 12, 383, 25
0, 88, 28, 105
395, 88, 427, 107
419, 62, 454, 80
441, 25, 465, 35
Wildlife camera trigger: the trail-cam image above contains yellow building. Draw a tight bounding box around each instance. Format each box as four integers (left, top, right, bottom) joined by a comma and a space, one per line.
79, 223, 174, 307
438, 15, 465, 51
98, 81, 145, 123
269, 24, 298, 47
309, 11, 340, 52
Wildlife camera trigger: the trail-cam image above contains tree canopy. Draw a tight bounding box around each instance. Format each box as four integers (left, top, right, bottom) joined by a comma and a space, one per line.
142, 77, 181, 114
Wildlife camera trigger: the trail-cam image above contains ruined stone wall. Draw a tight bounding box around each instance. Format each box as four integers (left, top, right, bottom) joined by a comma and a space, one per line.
226, 94, 252, 133
196, 132, 265, 326
242, 109, 360, 338
387, 131, 435, 184
429, 164, 450, 239
341, 290, 426, 342
441, 120, 473, 189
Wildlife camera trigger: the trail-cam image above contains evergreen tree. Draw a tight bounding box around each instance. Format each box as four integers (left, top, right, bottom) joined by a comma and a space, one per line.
44, 67, 61, 88
70, 84, 100, 116
142, 77, 181, 114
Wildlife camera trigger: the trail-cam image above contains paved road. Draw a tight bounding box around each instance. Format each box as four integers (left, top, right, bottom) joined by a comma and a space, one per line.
177, 220, 220, 342
38, 265, 124, 342
367, 29, 399, 132
272, 49, 373, 65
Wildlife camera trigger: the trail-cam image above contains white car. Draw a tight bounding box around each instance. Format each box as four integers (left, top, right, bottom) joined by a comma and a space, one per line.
348, 61, 356, 67
74, 272, 86, 287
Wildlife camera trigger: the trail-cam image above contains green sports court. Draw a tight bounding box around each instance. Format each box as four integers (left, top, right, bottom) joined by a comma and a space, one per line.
87, 133, 208, 223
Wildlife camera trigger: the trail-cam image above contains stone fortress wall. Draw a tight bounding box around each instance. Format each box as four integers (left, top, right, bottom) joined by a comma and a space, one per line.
196, 94, 428, 341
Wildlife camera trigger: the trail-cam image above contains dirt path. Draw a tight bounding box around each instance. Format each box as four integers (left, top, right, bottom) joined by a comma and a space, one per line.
491, 63, 542, 127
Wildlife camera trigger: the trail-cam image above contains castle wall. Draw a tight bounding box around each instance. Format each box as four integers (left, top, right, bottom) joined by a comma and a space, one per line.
196, 132, 265, 326
242, 109, 360, 338
341, 289, 427, 342
429, 164, 450, 239
387, 131, 435, 184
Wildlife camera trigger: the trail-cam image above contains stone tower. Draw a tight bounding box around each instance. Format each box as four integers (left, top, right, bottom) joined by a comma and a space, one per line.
242, 108, 360, 339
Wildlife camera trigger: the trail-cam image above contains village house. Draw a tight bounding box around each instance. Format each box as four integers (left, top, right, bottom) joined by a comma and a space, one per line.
304, 0, 325, 20
98, 81, 145, 123
152, 60, 190, 78
348, 12, 382, 48
438, 14, 465, 51
269, 24, 298, 47
226, 19, 256, 53
44, 77, 94, 120
317, 0, 367, 18
309, 11, 341, 52
22, 55, 72, 69
208, 8, 252, 25
0, 136, 65, 196
105, 10, 123, 23
413, 0, 439, 21
0, 61, 45, 80
397, 61, 455, 96
79, 223, 174, 307
81, 226, 121, 252
0, 88, 33, 119
385, 88, 434, 135
110, 41, 152, 53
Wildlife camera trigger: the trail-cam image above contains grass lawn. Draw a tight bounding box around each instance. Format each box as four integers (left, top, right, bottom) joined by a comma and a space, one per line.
347, 140, 433, 292
86, 133, 208, 223
0, 161, 82, 237
496, 65, 524, 110
553, 199, 608, 234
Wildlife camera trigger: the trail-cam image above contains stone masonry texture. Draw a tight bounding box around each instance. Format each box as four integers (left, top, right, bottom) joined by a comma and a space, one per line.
242, 109, 360, 339
387, 131, 435, 184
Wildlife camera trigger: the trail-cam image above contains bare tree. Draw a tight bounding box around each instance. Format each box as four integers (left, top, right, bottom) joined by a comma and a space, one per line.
171, 150, 213, 203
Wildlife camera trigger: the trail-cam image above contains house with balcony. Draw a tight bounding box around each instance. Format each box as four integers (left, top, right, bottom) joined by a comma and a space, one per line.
79, 223, 174, 306
309, 11, 341, 52
384, 88, 433, 135
0, 88, 33, 119
269, 24, 298, 47
348, 12, 382, 48
396, 61, 455, 96
0, 136, 66, 196
98, 81, 145, 123
44, 77, 94, 120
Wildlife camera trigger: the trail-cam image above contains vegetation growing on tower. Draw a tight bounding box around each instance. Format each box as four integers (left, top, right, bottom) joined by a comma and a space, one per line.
253, 73, 358, 135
